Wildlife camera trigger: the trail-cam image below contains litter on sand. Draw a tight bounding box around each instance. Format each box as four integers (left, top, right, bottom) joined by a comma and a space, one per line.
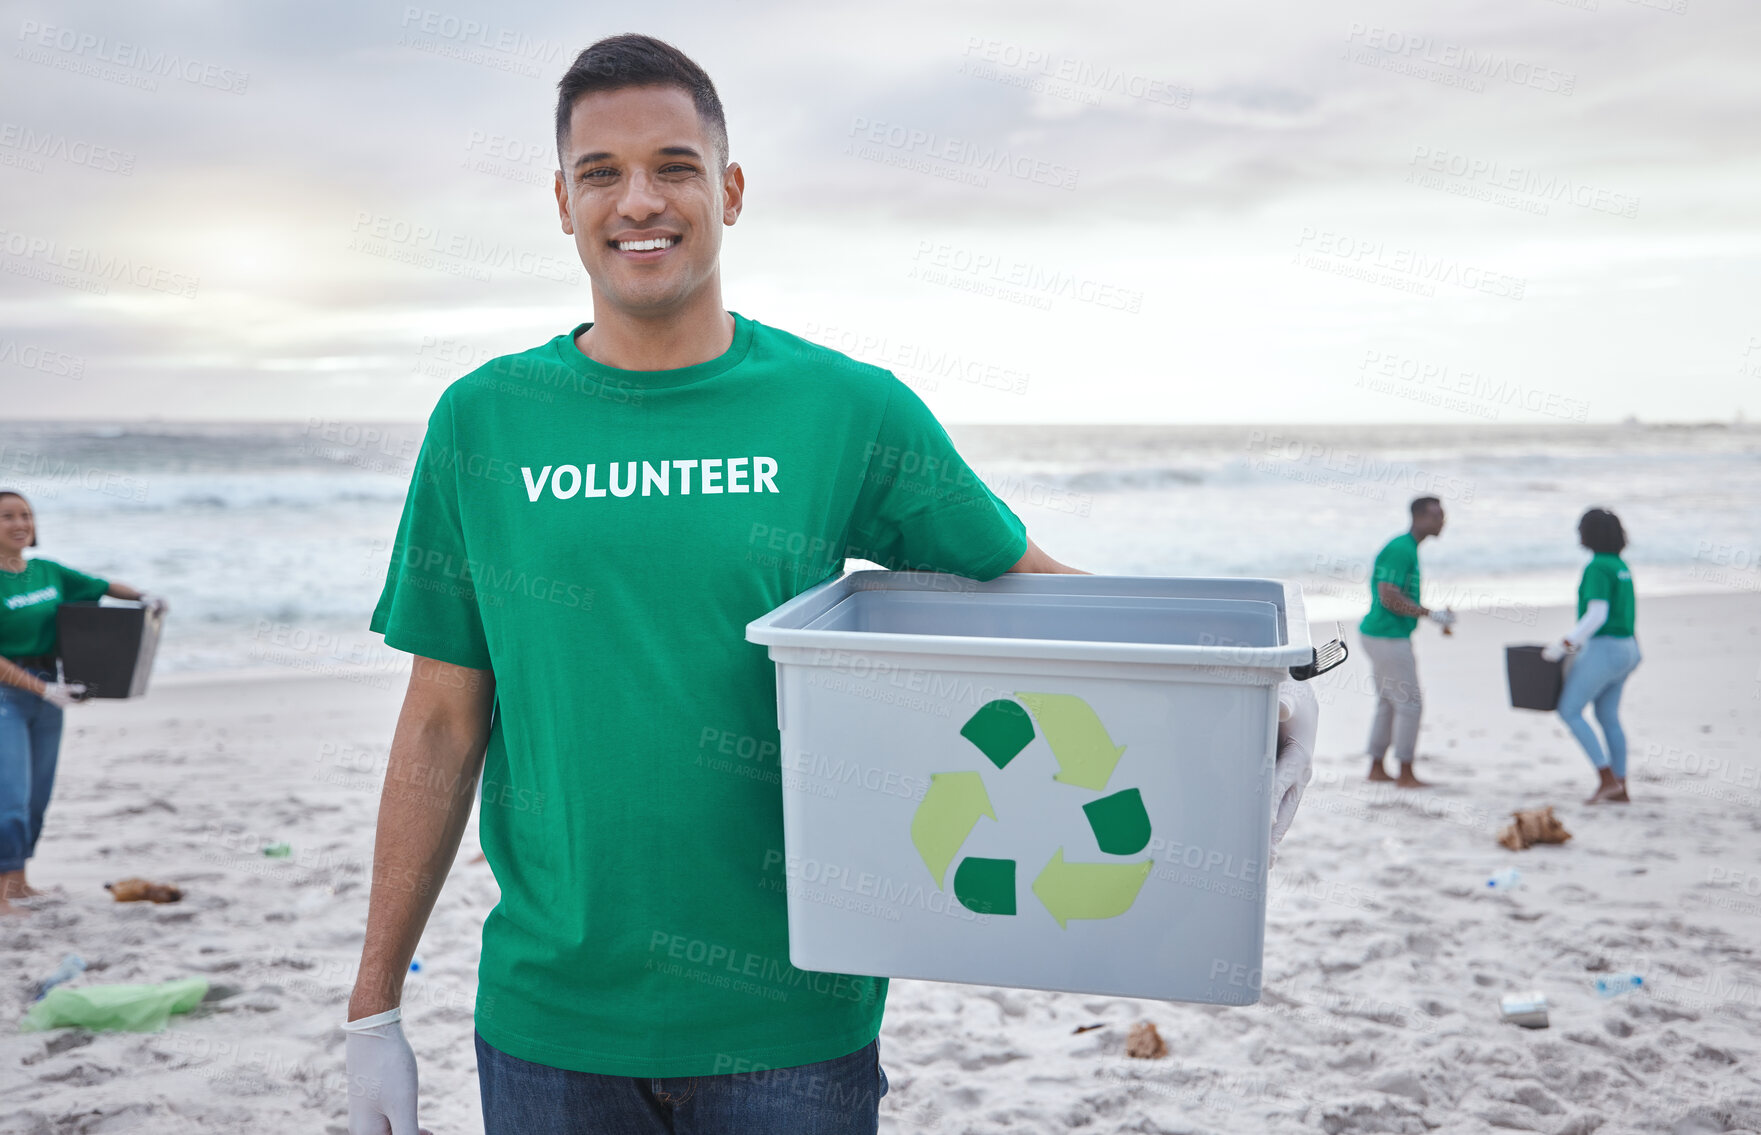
1499, 991, 1550, 1029
20, 977, 209, 1033
1594, 974, 1644, 998
1497, 806, 1573, 851
104, 878, 184, 903
1125, 1021, 1167, 1059
34, 955, 86, 1001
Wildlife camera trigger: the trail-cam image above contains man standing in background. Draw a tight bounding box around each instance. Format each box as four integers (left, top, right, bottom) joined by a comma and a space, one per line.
1359, 496, 1453, 787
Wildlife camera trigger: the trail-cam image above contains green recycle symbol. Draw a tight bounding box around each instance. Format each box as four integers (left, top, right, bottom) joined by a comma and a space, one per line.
908, 693, 1153, 928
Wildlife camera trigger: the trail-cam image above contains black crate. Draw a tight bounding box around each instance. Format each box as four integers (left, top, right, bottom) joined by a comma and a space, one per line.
1505, 644, 1563, 712
55, 602, 163, 699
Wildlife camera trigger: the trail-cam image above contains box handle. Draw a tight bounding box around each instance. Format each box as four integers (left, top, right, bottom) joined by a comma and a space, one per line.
1289, 622, 1348, 682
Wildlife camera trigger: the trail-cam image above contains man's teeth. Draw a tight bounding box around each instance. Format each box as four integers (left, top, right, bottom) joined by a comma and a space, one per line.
618, 237, 677, 252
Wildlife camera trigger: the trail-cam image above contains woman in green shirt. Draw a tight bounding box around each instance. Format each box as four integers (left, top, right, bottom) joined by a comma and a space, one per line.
0, 490, 167, 913
1542, 508, 1640, 804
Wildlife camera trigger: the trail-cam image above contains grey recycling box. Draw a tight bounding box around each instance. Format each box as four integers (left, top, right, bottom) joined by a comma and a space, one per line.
745, 570, 1310, 1004
56, 602, 163, 699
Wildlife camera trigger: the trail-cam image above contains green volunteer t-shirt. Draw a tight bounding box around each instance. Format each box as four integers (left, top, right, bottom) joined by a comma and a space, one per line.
370, 311, 1027, 1077
1, 558, 110, 658
1578, 553, 1635, 636
1358, 532, 1421, 639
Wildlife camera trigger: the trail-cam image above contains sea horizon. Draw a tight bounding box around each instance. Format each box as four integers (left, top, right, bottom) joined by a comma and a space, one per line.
4, 418, 1756, 676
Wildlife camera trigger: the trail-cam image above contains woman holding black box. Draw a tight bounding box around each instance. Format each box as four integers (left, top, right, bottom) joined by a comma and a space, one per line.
1542, 507, 1640, 805
0, 490, 167, 913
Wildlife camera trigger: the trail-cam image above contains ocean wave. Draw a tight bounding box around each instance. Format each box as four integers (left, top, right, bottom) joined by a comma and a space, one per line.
11, 471, 410, 514
164, 487, 407, 510
1058, 466, 1207, 491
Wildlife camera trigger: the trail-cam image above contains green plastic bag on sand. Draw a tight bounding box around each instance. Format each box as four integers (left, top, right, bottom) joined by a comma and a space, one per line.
20, 977, 208, 1033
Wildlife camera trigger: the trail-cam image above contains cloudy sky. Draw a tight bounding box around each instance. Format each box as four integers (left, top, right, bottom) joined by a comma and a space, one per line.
2, 0, 1756, 423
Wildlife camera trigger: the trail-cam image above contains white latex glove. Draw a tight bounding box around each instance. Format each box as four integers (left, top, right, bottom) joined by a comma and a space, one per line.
342, 1007, 432, 1135
138, 593, 170, 617
1270, 678, 1318, 867
38, 681, 88, 708
1425, 608, 1457, 628
1540, 637, 1572, 664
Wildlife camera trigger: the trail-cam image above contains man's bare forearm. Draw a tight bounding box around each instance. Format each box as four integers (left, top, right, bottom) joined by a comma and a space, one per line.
349, 656, 495, 1019
1377, 581, 1427, 618
1009, 535, 1087, 575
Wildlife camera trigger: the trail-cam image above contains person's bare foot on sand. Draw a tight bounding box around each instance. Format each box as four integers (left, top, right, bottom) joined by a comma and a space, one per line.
0, 894, 28, 917
1367, 759, 1395, 783
1395, 764, 1430, 788
1585, 769, 1629, 804
0, 870, 43, 900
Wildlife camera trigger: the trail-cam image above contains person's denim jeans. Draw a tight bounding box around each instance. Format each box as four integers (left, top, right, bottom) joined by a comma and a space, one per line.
1556, 635, 1641, 778
475, 1032, 888, 1135
0, 667, 64, 874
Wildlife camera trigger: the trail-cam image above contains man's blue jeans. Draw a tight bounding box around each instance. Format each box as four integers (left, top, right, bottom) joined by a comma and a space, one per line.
475, 1032, 888, 1135
0, 667, 64, 873
1556, 635, 1641, 778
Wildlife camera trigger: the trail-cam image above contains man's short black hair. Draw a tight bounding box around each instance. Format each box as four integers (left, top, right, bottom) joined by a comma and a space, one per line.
1410, 496, 1441, 519
554, 34, 728, 174
1578, 507, 1627, 555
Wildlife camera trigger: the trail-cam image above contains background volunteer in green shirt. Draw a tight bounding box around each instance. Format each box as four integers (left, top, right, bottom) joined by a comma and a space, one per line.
1542, 508, 1641, 805
1358, 496, 1455, 788
0, 490, 167, 915
340, 33, 1322, 1135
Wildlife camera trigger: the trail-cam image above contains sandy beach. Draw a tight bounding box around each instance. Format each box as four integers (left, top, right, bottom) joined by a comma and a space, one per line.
2, 592, 1758, 1135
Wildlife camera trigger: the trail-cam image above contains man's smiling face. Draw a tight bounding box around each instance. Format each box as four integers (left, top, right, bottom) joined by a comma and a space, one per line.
554, 84, 743, 317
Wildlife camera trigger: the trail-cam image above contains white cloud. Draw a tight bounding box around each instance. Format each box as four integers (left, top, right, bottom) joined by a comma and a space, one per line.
1, 0, 1755, 421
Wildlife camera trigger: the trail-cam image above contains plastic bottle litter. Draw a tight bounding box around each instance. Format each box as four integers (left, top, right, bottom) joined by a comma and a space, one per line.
1594, 973, 1644, 998
35, 954, 86, 1001
1499, 990, 1549, 1029
262, 843, 292, 858
1487, 868, 1522, 890
20, 976, 208, 1033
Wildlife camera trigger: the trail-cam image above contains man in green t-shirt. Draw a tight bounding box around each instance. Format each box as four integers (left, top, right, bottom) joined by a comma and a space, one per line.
1358, 496, 1454, 788
344, 34, 1321, 1135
